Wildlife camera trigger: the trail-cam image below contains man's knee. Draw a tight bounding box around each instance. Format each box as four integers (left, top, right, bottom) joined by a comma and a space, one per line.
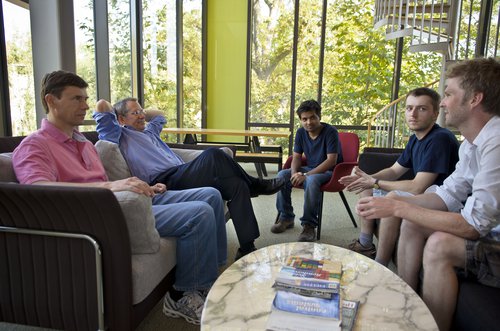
277, 169, 291, 180
191, 202, 217, 228
423, 232, 462, 266
400, 219, 421, 236
200, 186, 222, 200
202, 147, 224, 158
303, 175, 326, 191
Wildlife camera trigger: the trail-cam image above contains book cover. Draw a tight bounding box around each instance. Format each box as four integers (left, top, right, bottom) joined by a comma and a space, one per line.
285, 256, 342, 280
274, 256, 342, 297
266, 307, 341, 331
273, 277, 340, 292
341, 300, 360, 331
266, 291, 341, 331
272, 281, 335, 299
277, 266, 341, 286
273, 290, 340, 319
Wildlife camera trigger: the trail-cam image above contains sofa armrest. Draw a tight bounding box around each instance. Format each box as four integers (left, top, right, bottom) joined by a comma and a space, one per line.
358, 149, 414, 181
0, 183, 134, 331
322, 161, 358, 191
0, 153, 17, 182
114, 191, 160, 254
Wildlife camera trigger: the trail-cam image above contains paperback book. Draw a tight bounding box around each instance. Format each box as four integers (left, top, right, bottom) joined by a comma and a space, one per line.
266, 296, 360, 331
341, 300, 360, 331
266, 291, 341, 331
286, 256, 342, 279
266, 256, 346, 331
273, 256, 342, 298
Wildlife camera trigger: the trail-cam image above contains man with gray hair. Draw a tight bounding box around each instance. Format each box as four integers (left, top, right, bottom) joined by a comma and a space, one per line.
94, 98, 285, 260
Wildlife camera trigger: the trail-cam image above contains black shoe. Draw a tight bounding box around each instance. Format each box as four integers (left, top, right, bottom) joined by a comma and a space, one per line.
234, 247, 257, 261
250, 177, 285, 197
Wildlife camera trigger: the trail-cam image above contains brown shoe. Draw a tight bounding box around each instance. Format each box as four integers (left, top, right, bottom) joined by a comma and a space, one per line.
347, 239, 376, 259
271, 218, 294, 234
298, 223, 316, 242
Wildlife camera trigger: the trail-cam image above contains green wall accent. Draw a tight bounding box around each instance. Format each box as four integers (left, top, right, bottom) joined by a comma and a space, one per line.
207, 0, 247, 143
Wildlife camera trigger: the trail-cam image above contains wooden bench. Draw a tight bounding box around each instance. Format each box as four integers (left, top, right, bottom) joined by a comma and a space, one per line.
195, 142, 284, 178
234, 150, 283, 178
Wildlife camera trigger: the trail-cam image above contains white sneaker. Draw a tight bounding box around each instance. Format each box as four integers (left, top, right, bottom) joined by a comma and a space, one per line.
163, 291, 205, 325
199, 288, 210, 300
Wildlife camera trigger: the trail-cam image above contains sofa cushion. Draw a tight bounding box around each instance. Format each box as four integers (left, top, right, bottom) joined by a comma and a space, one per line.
131, 237, 176, 304
113, 191, 160, 254
171, 147, 204, 162
0, 153, 17, 182
453, 277, 500, 330
171, 146, 234, 162
95, 140, 132, 181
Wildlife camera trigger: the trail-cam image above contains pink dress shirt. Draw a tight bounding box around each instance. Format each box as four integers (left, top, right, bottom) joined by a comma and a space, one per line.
12, 119, 108, 184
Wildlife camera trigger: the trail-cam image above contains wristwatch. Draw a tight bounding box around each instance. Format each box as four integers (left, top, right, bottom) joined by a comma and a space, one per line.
373, 179, 380, 189
303, 172, 308, 177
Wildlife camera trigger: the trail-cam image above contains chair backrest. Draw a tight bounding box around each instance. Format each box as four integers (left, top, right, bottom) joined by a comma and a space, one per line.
282, 131, 359, 169
338, 132, 360, 163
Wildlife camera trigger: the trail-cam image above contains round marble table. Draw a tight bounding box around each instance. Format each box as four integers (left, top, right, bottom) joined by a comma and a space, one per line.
201, 242, 437, 331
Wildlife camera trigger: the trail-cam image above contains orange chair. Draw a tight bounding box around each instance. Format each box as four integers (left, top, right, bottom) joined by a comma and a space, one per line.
281, 132, 359, 239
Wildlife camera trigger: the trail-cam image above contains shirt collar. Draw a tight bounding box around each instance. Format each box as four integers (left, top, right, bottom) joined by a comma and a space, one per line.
472, 115, 500, 148
41, 118, 86, 143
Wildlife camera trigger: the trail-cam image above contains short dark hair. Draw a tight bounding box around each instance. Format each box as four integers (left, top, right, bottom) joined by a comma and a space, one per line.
113, 97, 138, 117
40, 70, 88, 114
446, 57, 500, 116
296, 100, 321, 119
406, 87, 441, 113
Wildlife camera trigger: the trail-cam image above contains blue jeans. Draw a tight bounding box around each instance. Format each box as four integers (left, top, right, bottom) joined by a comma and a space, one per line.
152, 187, 227, 292
276, 168, 332, 227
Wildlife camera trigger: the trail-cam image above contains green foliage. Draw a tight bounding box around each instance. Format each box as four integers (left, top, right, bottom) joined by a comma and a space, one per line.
5, 24, 37, 136
249, 0, 441, 133
5, 0, 447, 140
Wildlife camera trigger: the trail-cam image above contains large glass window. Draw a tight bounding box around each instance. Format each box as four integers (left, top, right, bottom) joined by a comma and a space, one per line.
108, 0, 132, 101
138, 0, 203, 130
487, 1, 500, 58
182, 0, 203, 128
249, 0, 295, 125
3, 0, 36, 136
294, 0, 322, 104
322, 0, 393, 130
74, 0, 96, 114
143, 0, 178, 125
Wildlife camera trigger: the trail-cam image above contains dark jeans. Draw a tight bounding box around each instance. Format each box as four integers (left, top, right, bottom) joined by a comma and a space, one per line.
154, 148, 260, 245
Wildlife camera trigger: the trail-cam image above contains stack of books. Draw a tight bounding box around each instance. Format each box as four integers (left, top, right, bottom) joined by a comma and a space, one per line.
266, 256, 359, 331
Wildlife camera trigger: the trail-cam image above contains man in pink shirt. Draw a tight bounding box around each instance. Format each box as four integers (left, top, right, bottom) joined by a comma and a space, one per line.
12, 70, 226, 325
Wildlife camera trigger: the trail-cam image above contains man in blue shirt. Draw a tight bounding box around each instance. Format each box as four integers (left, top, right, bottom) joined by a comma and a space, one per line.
94, 98, 285, 260
272, 100, 343, 242
356, 57, 500, 331
339, 87, 459, 266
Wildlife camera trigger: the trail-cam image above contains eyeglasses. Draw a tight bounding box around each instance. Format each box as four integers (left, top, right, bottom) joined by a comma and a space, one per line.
128, 110, 145, 116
